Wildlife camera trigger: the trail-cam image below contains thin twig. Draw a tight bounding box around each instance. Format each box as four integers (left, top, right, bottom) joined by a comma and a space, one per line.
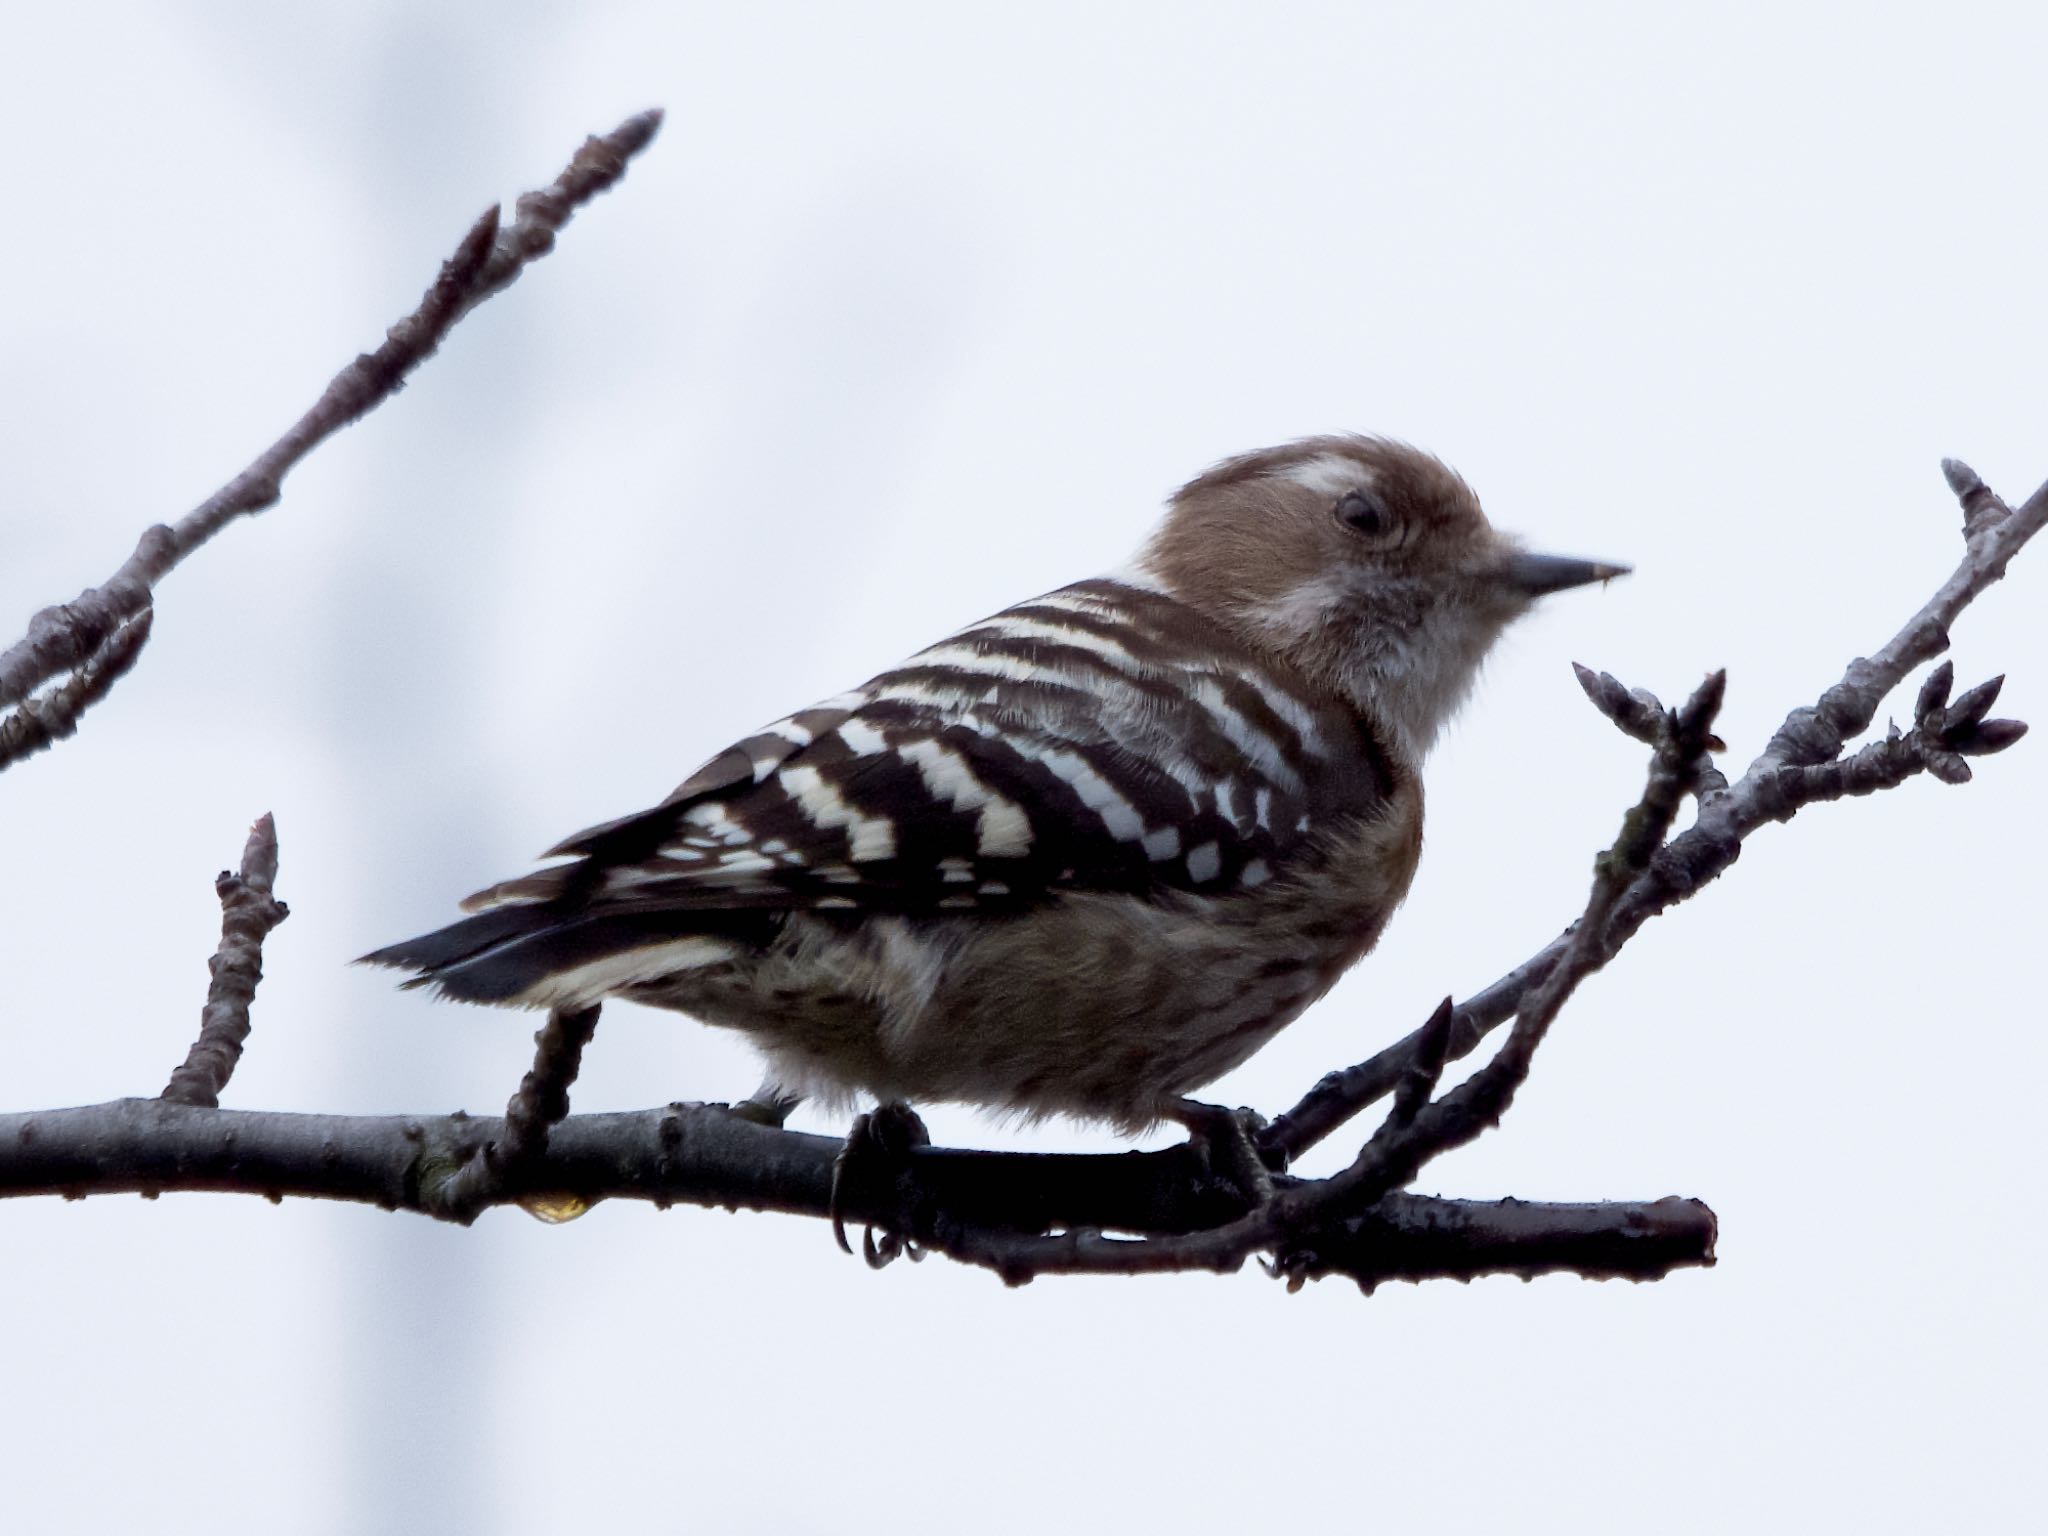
1572, 662, 1670, 746
161, 815, 289, 1109
427, 1004, 602, 1221
0, 108, 664, 722
1753, 459, 2044, 774
1263, 464, 2046, 1164
1326, 671, 1727, 1207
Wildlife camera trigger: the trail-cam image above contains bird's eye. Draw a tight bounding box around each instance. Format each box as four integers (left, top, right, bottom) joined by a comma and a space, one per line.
1335, 491, 1401, 546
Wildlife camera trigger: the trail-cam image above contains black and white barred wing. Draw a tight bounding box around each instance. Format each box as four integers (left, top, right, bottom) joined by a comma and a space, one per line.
477, 579, 1385, 914
361, 578, 1393, 998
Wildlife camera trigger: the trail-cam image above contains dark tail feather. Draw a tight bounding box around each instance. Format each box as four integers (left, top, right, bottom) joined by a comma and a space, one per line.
359, 905, 656, 1004
359, 904, 773, 1005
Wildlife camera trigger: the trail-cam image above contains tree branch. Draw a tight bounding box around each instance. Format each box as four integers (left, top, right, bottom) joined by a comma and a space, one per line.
0, 1097, 1715, 1290
1261, 462, 2045, 1166
1, 459, 2029, 1289
0, 609, 152, 774
0, 108, 664, 766
426, 1003, 603, 1222
0, 107, 2033, 1294
160, 814, 289, 1109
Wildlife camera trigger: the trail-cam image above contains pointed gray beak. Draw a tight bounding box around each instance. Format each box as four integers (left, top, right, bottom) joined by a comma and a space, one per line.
1500, 551, 1631, 597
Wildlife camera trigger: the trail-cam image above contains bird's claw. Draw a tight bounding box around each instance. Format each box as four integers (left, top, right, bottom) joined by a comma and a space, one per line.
829, 1101, 931, 1267
1168, 1097, 1280, 1208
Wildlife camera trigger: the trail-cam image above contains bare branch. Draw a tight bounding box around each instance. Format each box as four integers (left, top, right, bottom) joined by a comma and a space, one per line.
0, 108, 665, 735
0, 609, 152, 775
0, 94, 2030, 1293
1387, 997, 1455, 1131
426, 1004, 603, 1222
1572, 661, 1669, 746
1944, 456, 2011, 537
161, 815, 289, 1109
1758, 460, 2045, 772
1263, 466, 2046, 1166
1341, 670, 1728, 1192
1277, 1192, 1717, 1294
0, 1098, 1712, 1290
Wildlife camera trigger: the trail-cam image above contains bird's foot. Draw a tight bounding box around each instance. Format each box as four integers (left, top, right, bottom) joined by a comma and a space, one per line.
829, 1100, 931, 1269
1166, 1098, 1282, 1209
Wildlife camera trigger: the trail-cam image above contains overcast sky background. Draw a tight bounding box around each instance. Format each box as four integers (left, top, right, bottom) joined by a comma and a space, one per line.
2, 5, 2043, 1531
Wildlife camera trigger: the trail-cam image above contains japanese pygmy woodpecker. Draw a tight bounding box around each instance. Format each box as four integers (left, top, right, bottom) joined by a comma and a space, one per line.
364, 436, 1625, 1130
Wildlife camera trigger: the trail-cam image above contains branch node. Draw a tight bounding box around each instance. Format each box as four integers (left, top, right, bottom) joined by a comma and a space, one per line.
1940, 673, 2004, 734
1389, 997, 1455, 1129
1914, 659, 1956, 723
1958, 717, 2027, 755
1573, 661, 1666, 745
1942, 456, 2010, 537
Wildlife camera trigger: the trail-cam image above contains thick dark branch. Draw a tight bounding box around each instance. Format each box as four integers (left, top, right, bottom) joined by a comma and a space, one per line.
1277, 1193, 1717, 1294
160, 815, 289, 1109
0, 109, 664, 734
0, 1098, 1710, 1290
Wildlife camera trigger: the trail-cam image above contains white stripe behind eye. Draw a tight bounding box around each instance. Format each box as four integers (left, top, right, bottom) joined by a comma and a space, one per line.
778, 765, 898, 862
1281, 454, 1371, 497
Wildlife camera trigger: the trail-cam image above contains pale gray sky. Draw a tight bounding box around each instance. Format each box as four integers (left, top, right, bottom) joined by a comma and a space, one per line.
2, 5, 2043, 1531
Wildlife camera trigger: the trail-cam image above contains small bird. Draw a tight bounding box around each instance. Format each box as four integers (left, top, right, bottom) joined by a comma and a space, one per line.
363, 436, 1624, 1132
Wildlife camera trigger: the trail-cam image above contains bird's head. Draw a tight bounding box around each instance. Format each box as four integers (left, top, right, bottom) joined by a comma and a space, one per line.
1141, 435, 1627, 763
